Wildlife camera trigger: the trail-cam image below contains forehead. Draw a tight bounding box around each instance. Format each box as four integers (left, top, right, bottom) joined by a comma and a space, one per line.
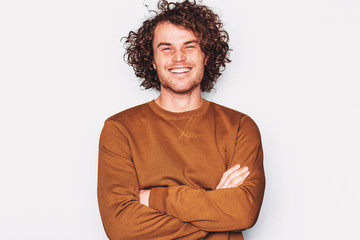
153, 22, 198, 44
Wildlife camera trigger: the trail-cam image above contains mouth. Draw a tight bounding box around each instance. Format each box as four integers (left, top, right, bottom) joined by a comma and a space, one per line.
168, 67, 192, 74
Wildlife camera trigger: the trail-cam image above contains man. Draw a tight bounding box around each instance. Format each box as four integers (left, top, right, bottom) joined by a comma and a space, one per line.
98, 1, 265, 239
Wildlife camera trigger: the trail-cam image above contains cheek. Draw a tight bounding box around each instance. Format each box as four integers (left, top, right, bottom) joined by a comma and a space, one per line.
153, 55, 170, 70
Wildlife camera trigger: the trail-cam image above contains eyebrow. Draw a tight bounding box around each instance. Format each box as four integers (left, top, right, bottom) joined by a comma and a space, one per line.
156, 40, 199, 48
184, 40, 198, 45
157, 42, 171, 48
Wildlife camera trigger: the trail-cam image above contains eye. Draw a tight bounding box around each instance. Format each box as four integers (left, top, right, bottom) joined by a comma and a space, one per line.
186, 45, 196, 49
161, 47, 171, 51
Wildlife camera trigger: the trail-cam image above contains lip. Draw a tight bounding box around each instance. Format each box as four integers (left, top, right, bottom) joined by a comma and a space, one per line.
168, 67, 192, 74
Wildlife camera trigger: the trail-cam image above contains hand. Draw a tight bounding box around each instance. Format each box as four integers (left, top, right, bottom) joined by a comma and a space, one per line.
216, 164, 250, 189
139, 189, 150, 207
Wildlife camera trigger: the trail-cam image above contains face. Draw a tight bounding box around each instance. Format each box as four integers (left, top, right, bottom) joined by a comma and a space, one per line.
152, 22, 207, 95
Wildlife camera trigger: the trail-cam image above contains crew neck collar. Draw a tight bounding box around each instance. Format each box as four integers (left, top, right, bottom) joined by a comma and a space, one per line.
147, 98, 210, 120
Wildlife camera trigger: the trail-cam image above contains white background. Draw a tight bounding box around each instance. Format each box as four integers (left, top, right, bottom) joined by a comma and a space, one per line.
1, 0, 359, 239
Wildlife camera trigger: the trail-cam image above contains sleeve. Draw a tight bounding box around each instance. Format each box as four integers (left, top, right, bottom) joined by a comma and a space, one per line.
98, 119, 207, 240
148, 115, 265, 232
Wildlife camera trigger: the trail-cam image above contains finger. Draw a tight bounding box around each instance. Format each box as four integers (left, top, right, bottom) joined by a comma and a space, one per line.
219, 166, 249, 189
228, 166, 249, 180
216, 164, 240, 189
228, 171, 250, 188
217, 165, 248, 189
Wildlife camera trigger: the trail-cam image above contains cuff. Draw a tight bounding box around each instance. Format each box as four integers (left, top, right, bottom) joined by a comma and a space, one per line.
149, 187, 168, 213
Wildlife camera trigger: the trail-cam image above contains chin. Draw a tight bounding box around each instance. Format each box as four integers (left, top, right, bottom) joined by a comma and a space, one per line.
166, 83, 200, 95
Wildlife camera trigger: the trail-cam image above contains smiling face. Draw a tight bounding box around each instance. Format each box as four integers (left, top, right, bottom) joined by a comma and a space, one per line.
152, 22, 207, 95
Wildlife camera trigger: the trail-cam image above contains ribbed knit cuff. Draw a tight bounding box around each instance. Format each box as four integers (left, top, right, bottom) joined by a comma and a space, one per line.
149, 187, 168, 213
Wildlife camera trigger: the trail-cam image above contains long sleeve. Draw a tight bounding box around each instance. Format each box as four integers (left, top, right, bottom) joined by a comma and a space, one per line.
98, 120, 207, 240
148, 115, 265, 232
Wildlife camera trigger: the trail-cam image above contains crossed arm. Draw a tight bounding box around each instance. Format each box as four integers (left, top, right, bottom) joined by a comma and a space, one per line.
140, 164, 250, 205
98, 116, 265, 239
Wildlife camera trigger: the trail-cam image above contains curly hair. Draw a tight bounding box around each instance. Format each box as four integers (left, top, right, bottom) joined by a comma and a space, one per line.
123, 0, 231, 92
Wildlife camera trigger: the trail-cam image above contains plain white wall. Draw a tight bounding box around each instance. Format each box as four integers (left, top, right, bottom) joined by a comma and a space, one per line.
0, 0, 359, 239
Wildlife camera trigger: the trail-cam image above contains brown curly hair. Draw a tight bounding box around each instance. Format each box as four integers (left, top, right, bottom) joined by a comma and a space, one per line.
123, 0, 231, 92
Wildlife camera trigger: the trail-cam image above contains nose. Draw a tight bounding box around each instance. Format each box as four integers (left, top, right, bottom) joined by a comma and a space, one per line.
172, 49, 186, 62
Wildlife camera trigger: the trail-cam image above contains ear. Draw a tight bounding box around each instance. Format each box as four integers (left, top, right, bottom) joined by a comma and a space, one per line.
153, 61, 157, 70
205, 56, 209, 65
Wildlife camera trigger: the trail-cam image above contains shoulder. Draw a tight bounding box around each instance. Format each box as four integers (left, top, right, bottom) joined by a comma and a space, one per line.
100, 101, 155, 140
209, 101, 260, 132
209, 101, 248, 121
106, 103, 151, 123
101, 101, 156, 135
107, 102, 150, 122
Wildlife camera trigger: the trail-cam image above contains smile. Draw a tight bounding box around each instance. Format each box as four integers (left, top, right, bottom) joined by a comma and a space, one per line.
168, 67, 191, 74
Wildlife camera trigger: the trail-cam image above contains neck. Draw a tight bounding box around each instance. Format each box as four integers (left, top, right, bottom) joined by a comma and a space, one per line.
155, 88, 203, 112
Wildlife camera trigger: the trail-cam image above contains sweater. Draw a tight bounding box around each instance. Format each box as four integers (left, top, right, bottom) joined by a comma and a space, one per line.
98, 99, 265, 240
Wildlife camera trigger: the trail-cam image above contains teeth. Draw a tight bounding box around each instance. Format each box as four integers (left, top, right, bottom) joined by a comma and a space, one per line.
169, 68, 191, 73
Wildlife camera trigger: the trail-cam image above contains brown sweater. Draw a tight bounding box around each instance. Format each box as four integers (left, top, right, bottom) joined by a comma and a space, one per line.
98, 99, 265, 240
